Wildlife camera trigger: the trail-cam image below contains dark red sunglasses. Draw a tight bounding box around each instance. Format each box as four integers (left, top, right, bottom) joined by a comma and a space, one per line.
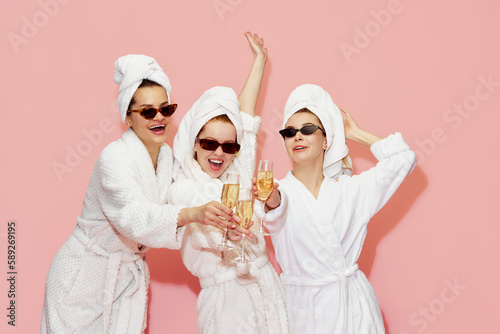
129, 104, 177, 120
196, 138, 240, 154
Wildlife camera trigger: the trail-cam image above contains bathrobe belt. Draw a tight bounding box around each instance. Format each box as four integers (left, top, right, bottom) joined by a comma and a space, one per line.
199, 255, 274, 332
199, 255, 269, 289
72, 225, 148, 334
281, 263, 359, 334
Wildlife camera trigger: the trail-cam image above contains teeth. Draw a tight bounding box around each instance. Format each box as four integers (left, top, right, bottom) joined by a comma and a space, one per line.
209, 159, 223, 164
149, 125, 165, 130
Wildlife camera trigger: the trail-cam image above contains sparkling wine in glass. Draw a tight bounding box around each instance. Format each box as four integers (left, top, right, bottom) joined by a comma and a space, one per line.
234, 188, 253, 263
256, 160, 273, 236
217, 172, 239, 251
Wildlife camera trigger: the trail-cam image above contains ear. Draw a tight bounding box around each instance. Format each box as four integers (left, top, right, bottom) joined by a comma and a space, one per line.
125, 115, 132, 127
323, 138, 328, 151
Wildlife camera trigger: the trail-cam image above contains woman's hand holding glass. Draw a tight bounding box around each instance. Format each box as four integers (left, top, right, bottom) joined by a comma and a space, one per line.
252, 180, 280, 210
181, 201, 238, 230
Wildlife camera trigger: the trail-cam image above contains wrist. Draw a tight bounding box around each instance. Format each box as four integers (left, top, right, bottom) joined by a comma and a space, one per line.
177, 207, 192, 227
265, 191, 281, 210
253, 54, 267, 64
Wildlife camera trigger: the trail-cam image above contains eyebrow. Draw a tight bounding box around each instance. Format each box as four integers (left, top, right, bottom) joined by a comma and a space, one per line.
286, 122, 315, 129
136, 101, 169, 108
200, 136, 236, 143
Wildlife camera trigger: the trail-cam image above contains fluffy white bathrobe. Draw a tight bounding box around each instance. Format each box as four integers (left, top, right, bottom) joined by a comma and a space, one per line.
263, 133, 416, 333
41, 128, 183, 334
168, 89, 289, 333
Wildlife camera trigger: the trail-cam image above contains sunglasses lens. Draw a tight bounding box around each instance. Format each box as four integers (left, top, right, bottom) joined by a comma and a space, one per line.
281, 128, 298, 138
199, 139, 219, 151
221, 143, 240, 154
300, 125, 318, 135
140, 108, 157, 120
160, 104, 177, 117
198, 139, 239, 154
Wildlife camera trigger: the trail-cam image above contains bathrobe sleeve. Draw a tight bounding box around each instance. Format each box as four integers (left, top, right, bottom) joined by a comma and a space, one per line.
339, 132, 416, 224
233, 112, 261, 188
97, 144, 185, 249
167, 178, 225, 249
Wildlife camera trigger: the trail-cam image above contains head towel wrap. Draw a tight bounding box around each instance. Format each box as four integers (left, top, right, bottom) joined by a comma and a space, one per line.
114, 54, 171, 123
173, 86, 243, 179
283, 84, 352, 179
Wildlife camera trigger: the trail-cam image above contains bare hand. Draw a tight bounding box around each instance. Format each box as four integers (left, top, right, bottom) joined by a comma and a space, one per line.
252, 177, 280, 209
192, 201, 238, 230
244, 31, 268, 62
340, 107, 360, 141
228, 220, 254, 241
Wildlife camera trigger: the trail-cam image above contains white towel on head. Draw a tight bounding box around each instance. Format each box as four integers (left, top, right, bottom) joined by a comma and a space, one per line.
173, 86, 243, 179
283, 84, 352, 179
114, 54, 171, 123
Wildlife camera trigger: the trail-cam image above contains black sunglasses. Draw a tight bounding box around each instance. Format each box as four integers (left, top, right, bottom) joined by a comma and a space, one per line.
279, 124, 326, 139
196, 138, 240, 154
128, 104, 177, 120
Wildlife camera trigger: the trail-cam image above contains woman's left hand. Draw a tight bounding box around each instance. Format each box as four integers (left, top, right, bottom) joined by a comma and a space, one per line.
228, 220, 255, 241
340, 107, 383, 146
244, 31, 268, 62
340, 107, 360, 141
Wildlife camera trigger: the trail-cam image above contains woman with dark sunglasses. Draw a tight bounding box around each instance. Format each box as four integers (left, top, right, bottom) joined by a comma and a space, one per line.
41, 55, 243, 334
254, 84, 416, 333
167, 33, 289, 334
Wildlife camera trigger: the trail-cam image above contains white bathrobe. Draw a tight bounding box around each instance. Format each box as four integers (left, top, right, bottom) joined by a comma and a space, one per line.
168, 112, 289, 334
263, 133, 416, 334
41, 128, 183, 334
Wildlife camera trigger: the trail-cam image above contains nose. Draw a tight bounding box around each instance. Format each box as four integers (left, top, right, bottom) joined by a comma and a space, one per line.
214, 145, 224, 156
294, 132, 304, 141
152, 109, 165, 121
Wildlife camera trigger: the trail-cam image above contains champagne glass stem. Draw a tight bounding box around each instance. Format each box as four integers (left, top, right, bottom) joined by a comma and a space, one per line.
222, 228, 227, 243
259, 200, 265, 234
241, 234, 246, 262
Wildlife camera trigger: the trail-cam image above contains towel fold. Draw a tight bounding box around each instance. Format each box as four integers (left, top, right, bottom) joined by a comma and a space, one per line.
284, 84, 352, 179
173, 86, 243, 179
114, 54, 171, 123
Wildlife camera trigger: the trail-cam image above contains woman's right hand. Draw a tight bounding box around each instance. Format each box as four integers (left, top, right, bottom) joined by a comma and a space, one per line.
252, 177, 280, 210
194, 201, 237, 229
179, 202, 252, 235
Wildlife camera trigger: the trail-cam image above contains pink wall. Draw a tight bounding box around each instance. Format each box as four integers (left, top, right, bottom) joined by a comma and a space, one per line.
1, 0, 499, 333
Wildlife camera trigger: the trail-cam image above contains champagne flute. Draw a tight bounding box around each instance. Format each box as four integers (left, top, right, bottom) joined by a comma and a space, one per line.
217, 172, 240, 251
256, 160, 273, 236
233, 188, 253, 263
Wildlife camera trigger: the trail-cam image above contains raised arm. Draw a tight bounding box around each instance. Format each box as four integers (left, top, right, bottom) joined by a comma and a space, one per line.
341, 107, 383, 147
238, 32, 268, 117
338, 108, 416, 223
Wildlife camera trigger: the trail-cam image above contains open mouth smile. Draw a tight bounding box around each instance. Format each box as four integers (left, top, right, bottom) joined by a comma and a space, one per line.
148, 124, 166, 135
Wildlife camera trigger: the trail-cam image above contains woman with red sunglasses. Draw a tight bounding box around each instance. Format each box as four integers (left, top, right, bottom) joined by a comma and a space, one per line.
168, 33, 289, 333
254, 84, 417, 333
41, 55, 243, 334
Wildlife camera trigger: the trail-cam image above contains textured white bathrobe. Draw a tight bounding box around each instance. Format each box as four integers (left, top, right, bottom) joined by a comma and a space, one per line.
263, 133, 416, 334
41, 128, 183, 334
168, 111, 289, 334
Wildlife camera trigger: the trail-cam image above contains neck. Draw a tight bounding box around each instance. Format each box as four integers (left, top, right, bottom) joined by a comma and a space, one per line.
293, 158, 324, 199
147, 145, 161, 171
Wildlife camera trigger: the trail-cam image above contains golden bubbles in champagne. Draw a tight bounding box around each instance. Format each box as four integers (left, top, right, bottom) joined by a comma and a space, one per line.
221, 184, 239, 210
237, 200, 253, 229
256, 171, 273, 200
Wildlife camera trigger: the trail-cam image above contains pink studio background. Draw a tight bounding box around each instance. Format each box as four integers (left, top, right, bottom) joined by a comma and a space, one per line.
1, 0, 499, 333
